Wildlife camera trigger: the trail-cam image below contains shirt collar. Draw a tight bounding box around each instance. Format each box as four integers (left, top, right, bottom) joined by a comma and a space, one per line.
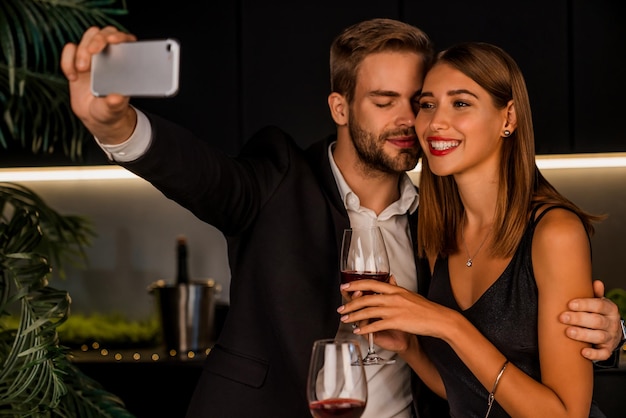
327, 142, 419, 216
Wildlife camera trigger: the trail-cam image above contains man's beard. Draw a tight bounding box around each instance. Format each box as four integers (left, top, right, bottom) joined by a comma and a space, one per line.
348, 117, 420, 174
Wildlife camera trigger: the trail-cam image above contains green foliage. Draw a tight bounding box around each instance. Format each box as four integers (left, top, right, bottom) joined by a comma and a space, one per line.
0, 0, 129, 160
57, 313, 161, 348
0, 2, 141, 414
606, 288, 626, 320
0, 182, 95, 279
0, 176, 132, 414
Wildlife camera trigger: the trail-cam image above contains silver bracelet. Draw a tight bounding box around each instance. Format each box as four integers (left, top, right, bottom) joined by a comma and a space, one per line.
485, 359, 509, 418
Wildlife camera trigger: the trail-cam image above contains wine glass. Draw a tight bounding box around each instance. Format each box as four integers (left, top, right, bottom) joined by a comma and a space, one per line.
307, 338, 368, 418
340, 226, 395, 366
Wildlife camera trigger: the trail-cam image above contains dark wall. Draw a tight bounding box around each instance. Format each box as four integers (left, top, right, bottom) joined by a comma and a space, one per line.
406, 1, 572, 154
571, 0, 624, 152
119, 1, 241, 155
7, 0, 624, 165
120, 0, 626, 155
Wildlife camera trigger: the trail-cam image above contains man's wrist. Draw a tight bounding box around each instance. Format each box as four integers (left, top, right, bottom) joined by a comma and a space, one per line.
96, 107, 151, 162
617, 318, 626, 352
593, 318, 625, 369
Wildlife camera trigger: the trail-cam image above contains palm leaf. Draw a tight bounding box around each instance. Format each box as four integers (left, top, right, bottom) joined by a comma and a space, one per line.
0, 1, 138, 414
0, 0, 129, 160
0, 182, 96, 279
0, 183, 134, 417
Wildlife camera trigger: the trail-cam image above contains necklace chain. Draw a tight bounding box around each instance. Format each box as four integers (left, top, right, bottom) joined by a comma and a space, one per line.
461, 216, 491, 267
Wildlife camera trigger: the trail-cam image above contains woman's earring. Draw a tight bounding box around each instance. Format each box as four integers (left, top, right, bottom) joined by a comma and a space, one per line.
503, 130, 511, 137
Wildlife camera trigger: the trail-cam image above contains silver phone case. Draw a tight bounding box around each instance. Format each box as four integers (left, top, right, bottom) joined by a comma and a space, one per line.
91, 39, 180, 97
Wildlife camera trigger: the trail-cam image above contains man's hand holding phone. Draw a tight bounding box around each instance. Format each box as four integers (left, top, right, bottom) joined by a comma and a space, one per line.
60, 26, 168, 145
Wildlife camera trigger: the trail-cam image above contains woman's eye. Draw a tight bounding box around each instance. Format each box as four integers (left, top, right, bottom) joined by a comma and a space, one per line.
453, 101, 470, 108
419, 102, 434, 109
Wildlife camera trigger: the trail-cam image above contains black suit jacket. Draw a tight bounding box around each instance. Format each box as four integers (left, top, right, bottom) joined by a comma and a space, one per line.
120, 113, 448, 418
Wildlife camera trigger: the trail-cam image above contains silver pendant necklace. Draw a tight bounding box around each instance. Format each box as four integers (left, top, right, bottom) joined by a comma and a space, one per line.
461, 216, 491, 267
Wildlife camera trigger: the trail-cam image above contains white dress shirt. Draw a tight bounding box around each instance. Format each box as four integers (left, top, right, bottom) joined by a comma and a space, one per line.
329, 143, 419, 418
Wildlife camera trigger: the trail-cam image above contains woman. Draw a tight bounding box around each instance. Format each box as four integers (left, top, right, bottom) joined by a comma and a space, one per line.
337, 42, 606, 417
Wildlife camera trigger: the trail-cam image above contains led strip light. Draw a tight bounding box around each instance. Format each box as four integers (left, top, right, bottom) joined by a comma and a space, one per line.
0, 153, 625, 182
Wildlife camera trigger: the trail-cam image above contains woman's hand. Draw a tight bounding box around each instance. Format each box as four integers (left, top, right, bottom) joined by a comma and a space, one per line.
337, 279, 455, 350
339, 278, 413, 353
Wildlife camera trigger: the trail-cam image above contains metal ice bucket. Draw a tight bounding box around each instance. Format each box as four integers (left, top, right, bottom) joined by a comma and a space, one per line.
149, 279, 217, 353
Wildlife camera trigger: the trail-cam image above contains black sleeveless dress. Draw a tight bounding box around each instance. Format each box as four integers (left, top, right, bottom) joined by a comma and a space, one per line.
419, 206, 605, 418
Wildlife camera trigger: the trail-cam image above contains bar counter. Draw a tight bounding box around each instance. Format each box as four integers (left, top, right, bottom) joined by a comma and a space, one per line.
71, 347, 625, 418
71, 346, 205, 418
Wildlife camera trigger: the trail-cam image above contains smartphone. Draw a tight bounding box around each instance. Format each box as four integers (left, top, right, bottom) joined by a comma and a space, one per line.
91, 39, 180, 97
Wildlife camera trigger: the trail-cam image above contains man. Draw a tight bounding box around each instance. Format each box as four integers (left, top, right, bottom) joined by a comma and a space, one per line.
61, 19, 623, 418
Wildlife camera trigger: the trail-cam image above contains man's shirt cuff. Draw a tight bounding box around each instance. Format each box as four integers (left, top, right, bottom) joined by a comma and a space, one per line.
95, 108, 152, 162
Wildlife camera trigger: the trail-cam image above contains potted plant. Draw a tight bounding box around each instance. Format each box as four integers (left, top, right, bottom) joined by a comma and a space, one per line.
0, 1, 138, 416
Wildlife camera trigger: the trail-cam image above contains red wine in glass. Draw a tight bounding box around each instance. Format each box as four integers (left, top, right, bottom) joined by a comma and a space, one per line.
309, 398, 366, 418
340, 227, 395, 366
340, 271, 390, 295
307, 339, 367, 418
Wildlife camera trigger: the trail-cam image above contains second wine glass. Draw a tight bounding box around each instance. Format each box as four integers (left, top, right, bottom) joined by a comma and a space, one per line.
307, 339, 367, 418
340, 226, 395, 366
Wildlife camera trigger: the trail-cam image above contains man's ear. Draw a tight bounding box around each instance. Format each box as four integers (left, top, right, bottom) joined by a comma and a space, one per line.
328, 92, 348, 125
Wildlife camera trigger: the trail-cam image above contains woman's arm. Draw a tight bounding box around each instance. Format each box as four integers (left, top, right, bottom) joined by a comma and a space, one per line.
338, 208, 595, 417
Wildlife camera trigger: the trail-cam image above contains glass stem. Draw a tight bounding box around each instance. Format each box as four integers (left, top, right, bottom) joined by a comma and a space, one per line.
368, 333, 375, 355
